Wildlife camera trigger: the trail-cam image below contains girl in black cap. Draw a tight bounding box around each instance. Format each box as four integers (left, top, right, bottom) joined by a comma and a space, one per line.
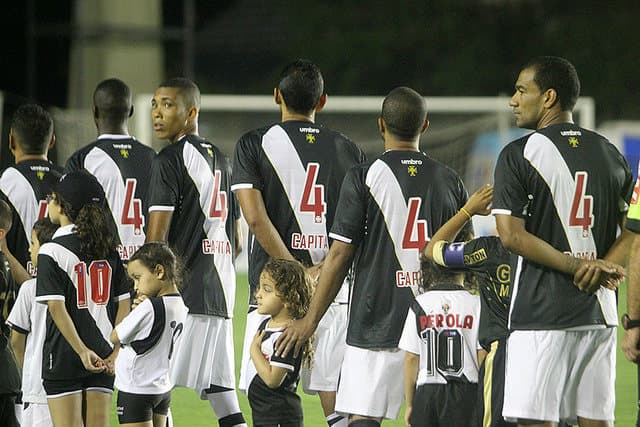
35, 170, 131, 427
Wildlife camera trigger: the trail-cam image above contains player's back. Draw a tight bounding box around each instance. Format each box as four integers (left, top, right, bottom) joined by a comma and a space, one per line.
65, 136, 156, 261
232, 120, 365, 300
330, 150, 469, 348
0, 160, 62, 274
148, 135, 237, 318
493, 123, 633, 329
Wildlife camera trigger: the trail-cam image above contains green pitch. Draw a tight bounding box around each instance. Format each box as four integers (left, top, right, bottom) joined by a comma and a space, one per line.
111, 275, 638, 426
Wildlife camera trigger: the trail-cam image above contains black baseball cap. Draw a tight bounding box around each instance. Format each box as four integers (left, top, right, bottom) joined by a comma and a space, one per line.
55, 170, 105, 213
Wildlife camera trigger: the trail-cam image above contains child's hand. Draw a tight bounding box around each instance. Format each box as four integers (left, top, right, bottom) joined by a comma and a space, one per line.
131, 292, 148, 310
79, 349, 106, 373
252, 330, 265, 352
463, 184, 493, 216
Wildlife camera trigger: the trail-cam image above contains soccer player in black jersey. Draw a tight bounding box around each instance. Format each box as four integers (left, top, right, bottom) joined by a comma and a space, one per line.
0, 104, 61, 276
232, 59, 365, 426
278, 87, 470, 427
65, 78, 156, 261
146, 78, 246, 427
492, 57, 632, 427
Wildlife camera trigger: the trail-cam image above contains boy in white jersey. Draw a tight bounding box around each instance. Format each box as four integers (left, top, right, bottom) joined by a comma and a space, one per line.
7, 218, 59, 427
399, 254, 485, 427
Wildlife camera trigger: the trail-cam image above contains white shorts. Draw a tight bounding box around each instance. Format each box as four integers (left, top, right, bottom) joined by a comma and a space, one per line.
22, 402, 53, 427
170, 314, 236, 398
238, 309, 269, 394
335, 345, 404, 420
503, 328, 616, 424
301, 304, 348, 394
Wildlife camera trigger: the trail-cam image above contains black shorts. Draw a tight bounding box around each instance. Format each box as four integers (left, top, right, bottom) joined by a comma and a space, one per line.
43, 373, 114, 398
477, 338, 515, 427
410, 382, 478, 427
116, 390, 171, 424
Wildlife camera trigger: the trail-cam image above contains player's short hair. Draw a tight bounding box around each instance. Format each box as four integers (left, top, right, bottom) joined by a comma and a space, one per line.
0, 200, 12, 232
381, 87, 427, 141
523, 56, 580, 112
93, 78, 132, 123
278, 59, 324, 115
32, 218, 59, 245
158, 77, 201, 110
129, 242, 184, 289
10, 104, 53, 155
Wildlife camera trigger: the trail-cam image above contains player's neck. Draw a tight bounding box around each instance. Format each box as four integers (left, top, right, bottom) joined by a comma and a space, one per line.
384, 139, 420, 152
97, 122, 129, 136
157, 283, 179, 297
15, 153, 48, 163
536, 110, 574, 130
170, 124, 199, 144
281, 109, 315, 123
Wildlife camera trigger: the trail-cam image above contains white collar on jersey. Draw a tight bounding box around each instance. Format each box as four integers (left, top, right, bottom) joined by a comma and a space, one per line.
51, 224, 75, 239
98, 134, 132, 140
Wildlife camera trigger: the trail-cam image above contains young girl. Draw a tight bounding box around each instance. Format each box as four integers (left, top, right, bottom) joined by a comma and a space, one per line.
248, 259, 313, 427
110, 242, 188, 427
35, 170, 131, 427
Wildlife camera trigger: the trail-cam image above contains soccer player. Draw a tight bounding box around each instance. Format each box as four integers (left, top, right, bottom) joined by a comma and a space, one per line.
146, 78, 246, 427
65, 78, 156, 261
35, 170, 131, 427
0, 104, 61, 275
399, 256, 483, 427
278, 86, 471, 427
231, 59, 365, 426
492, 56, 632, 427
6, 218, 59, 427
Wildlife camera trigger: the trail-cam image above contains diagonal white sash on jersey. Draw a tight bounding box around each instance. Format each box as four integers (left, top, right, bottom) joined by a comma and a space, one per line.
366, 159, 423, 296
523, 133, 616, 325
182, 143, 236, 315
262, 125, 328, 265
0, 168, 40, 245
85, 147, 146, 254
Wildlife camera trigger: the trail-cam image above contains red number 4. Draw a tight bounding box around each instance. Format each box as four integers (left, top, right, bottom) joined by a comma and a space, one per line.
569, 171, 594, 236
209, 170, 228, 222
300, 163, 326, 224
403, 197, 428, 249
121, 179, 144, 235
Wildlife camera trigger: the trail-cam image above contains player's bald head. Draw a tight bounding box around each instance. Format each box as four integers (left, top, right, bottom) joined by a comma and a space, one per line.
93, 78, 133, 123
381, 87, 427, 141
158, 77, 200, 110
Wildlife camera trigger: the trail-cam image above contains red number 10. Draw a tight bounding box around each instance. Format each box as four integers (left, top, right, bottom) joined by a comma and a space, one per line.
74, 261, 112, 308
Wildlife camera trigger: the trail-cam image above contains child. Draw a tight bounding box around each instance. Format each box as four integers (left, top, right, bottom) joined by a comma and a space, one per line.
7, 218, 59, 427
110, 242, 188, 427
399, 257, 484, 427
248, 259, 313, 427
35, 170, 131, 427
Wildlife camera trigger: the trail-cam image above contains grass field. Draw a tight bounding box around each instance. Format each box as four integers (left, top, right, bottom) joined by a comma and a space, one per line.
110, 275, 638, 426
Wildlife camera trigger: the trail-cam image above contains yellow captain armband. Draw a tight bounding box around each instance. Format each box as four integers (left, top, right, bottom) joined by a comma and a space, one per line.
432, 240, 448, 266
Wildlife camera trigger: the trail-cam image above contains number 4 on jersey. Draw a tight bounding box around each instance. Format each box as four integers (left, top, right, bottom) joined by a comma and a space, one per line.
403, 197, 428, 250
300, 163, 326, 224
209, 170, 228, 223
569, 171, 594, 237
121, 179, 144, 235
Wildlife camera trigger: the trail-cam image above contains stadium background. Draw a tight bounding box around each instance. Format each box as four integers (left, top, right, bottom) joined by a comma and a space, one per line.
1, 0, 639, 425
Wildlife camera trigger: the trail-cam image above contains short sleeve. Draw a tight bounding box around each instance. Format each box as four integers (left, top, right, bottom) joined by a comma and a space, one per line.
268, 331, 297, 371
111, 255, 132, 302
492, 143, 530, 218
329, 167, 367, 245
35, 246, 67, 303
115, 298, 154, 344
148, 149, 181, 210
231, 134, 263, 191
64, 149, 84, 174
6, 280, 34, 334
398, 307, 420, 355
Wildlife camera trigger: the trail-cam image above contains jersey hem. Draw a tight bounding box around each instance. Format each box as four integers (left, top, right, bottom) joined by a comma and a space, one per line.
35, 295, 65, 302
328, 232, 352, 244
148, 205, 175, 212
491, 208, 512, 216
230, 183, 254, 191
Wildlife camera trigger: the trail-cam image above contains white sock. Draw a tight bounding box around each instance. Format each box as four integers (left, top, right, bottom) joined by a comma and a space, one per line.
327, 412, 348, 427
165, 408, 173, 427
206, 390, 247, 427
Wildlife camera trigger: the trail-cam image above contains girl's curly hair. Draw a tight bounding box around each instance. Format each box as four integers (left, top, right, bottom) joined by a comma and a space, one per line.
262, 258, 315, 367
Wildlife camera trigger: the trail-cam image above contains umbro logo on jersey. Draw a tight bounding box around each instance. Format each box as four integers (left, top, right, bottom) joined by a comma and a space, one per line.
568, 137, 579, 148
407, 165, 418, 176
299, 127, 319, 133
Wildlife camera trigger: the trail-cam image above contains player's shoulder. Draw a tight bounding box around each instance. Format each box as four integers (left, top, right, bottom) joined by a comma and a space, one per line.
238, 123, 279, 143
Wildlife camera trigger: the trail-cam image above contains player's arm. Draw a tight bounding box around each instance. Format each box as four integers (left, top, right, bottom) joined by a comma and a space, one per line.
46, 300, 105, 372
235, 188, 295, 261
0, 238, 31, 285
403, 351, 419, 427
234, 218, 243, 257
250, 330, 289, 388
276, 240, 355, 357
623, 231, 640, 363
145, 210, 173, 242
10, 331, 26, 369
423, 184, 493, 261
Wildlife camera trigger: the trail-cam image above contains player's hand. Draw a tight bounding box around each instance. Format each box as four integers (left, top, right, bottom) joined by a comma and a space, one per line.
573, 259, 624, 294
131, 292, 149, 310
79, 349, 106, 373
104, 348, 119, 376
622, 328, 640, 364
404, 405, 412, 426
463, 184, 493, 216
306, 263, 323, 284
275, 317, 316, 358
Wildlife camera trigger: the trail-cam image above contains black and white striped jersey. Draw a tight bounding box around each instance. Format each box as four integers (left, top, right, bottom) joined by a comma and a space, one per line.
399, 284, 481, 385
433, 236, 511, 349
114, 294, 187, 394
0, 160, 62, 274
35, 224, 131, 380
148, 135, 239, 318
65, 135, 156, 261
492, 123, 633, 330
330, 150, 469, 348
231, 121, 365, 305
